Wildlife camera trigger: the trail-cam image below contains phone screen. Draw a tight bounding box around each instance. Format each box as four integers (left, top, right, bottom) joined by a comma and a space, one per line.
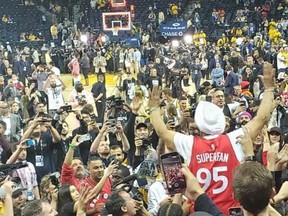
161, 152, 186, 195
26, 139, 36, 147
78, 134, 91, 143
229, 207, 242, 216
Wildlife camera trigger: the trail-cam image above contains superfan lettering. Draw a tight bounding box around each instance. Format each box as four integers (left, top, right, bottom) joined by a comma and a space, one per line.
196, 152, 229, 163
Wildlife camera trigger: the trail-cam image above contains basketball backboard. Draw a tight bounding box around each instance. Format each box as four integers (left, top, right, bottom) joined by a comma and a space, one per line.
102, 12, 131, 31
111, 0, 126, 7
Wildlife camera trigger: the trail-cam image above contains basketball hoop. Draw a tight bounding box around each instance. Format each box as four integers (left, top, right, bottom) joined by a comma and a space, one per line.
112, 27, 119, 36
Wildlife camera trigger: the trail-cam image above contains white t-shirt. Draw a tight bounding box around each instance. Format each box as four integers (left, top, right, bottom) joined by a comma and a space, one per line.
46, 86, 65, 110
173, 128, 245, 166
51, 66, 61, 77
2, 116, 11, 136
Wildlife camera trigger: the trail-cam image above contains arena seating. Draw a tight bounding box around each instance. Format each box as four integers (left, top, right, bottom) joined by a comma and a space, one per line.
0, 0, 51, 43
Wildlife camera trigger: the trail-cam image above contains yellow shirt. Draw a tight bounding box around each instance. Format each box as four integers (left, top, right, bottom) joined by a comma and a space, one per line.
50, 25, 57, 36
171, 5, 178, 15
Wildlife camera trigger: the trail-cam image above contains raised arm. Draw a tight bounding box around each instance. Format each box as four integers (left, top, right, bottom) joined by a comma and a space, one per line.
149, 87, 176, 150
90, 123, 108, 153
21, 118, 41, 141
6, 141, 28, 164
245, 63, 276, 141
115, 122, 130, 153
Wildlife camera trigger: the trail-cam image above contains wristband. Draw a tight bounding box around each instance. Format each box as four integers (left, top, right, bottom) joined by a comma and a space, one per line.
244, 155, 256, 162
69, 144, 76, 150
150, 107, 159, 113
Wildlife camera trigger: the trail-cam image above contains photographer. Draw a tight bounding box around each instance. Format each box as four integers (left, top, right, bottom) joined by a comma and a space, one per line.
68, 81, 95, 111
21, 117, 61, 183
105, 190, 151, 216
43, 75, 66, 117
125, 97, 154, 168
90, 121, 130, 167
72, 109, 98, 165
7, 140, 40, 201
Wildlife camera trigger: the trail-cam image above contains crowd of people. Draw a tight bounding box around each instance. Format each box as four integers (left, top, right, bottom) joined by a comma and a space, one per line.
1, 0, 288, 216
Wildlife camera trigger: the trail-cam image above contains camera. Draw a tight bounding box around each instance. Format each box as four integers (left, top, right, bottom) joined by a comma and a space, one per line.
38, 116, 53, 123
49, 172, 60, 189
141, 137, 151, 150
76, 95, 87, 106
106, 95, 124, 109
132, 192, 143, 201
0, 161, 29, 182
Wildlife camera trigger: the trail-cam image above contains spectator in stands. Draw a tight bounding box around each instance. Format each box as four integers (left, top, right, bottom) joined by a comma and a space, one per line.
0, 101, 21, 142
211, 62, 224, 87
50, 24, 58, 40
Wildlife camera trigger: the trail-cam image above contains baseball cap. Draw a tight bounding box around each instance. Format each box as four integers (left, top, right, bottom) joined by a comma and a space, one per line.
269, 127, 282, 135
136, 122, 148, 130
12, 187, 26, 198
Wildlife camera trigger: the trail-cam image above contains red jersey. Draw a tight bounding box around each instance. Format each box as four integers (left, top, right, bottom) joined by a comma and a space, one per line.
60, 163, 112, 216
83, 177, 112, 216
60, 163, 82, 191
189, 135, 240, 215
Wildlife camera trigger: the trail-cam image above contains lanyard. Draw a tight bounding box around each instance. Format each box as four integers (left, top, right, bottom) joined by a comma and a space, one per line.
34, 139, 43, 156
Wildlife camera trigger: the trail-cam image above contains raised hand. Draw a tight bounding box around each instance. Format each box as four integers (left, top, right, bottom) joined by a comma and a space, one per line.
237, 126, 254, 156
131, 96, 142, 113
276, 144, 288, 165
181, 164, 204, 202
105, 161, 118, 176
77, 184, 91, 212
148, 86, 161, 108
71, 135, 81, 147
258, 62, 276, 89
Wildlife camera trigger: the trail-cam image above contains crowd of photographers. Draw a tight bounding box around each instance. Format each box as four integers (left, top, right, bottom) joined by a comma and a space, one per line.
1, 20, 288, 216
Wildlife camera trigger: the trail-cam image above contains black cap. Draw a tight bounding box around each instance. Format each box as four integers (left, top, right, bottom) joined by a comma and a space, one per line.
269, 127, 282, 135
136, 122, 148, 130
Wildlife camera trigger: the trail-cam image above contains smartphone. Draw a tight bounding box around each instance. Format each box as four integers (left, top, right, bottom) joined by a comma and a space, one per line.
106, 119, 116, 126
77, 134, 91, 143
61, 105, 72, 112
160, 152, 186, 195
26, 139, 36, 147
229, 207, 242, 216
38, 117, 53, 123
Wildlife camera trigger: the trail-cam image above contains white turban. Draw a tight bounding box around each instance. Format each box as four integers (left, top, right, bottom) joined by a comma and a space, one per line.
194, 101, 225, 135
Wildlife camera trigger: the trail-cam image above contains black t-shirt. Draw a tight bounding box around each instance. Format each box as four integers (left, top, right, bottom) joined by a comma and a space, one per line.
91, 82, 106, 100
26, 131, 59, 183
122, 78, 136, 96
145, 76, 162, 90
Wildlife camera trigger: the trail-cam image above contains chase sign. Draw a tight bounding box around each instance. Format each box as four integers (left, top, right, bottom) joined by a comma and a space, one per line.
159, 21, 187, 37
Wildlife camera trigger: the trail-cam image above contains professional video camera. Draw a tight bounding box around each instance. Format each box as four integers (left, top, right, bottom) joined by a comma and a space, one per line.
0, 161, 29, 182
76, 95, 87, 106
112, 174, 147, 201
106, 95, 125, 109
106, 95, 129, 123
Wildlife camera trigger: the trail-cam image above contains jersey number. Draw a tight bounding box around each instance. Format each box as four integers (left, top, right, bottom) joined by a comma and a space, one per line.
196, 166, 228, 194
